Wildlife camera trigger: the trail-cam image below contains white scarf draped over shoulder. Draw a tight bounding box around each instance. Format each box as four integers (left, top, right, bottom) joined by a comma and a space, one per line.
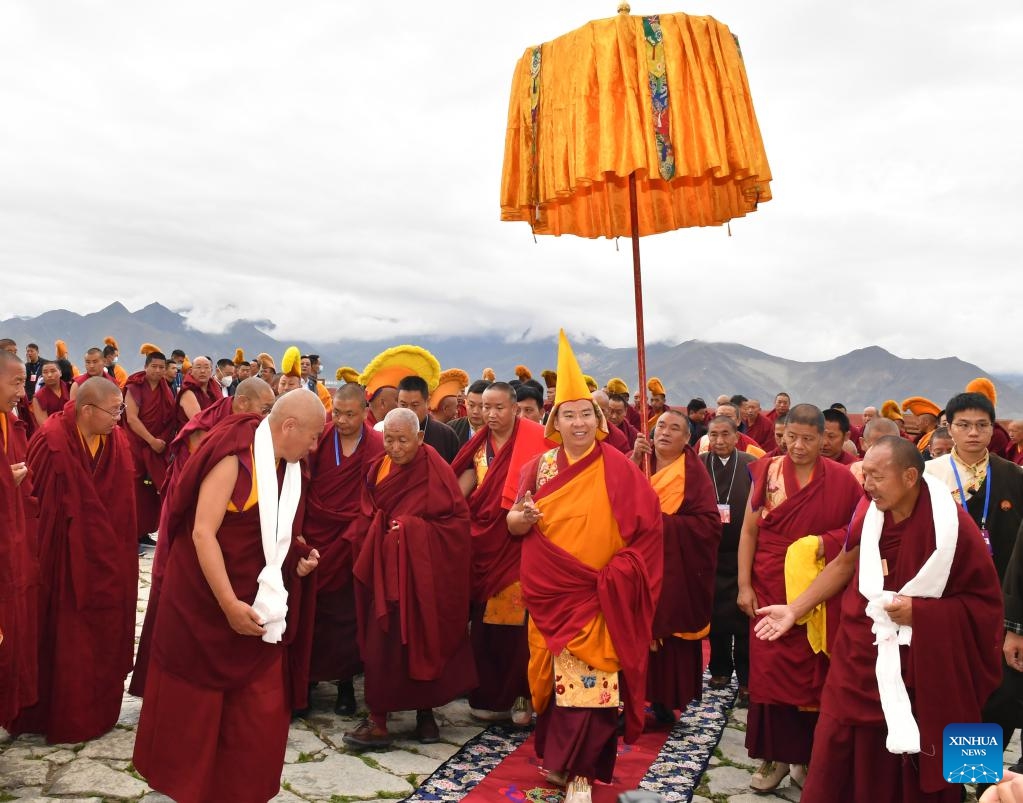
858, 473, 958, 754
251, 417, 303, 644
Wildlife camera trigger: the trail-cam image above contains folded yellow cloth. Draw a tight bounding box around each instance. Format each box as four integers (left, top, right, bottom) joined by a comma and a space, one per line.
785, 535, 828, 655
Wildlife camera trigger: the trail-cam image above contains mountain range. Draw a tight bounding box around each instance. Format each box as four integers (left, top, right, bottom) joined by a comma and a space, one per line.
3, 302, 1022, 417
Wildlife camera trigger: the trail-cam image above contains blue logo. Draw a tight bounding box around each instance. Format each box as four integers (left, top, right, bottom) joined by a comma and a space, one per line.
943, 723, 1002, 784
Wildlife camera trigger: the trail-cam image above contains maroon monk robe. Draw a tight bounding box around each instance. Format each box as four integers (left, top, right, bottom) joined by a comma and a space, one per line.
351, 444, 478, 714
124, 370, 177, 537
745, 413, 774, 451
802, 486, 1003, 801
518, 442, 664, 747
129, 394, 238, 696
134, 414, 316, 803
991, 421, 1011, 459
304, 421, 384, 683
604, 420, 632, 455
8, 401, 137, 744
626, 403, 641, 430
1007, 443, 1023, 467
0, 412, 40, 726
615, 417, 640, 450
175, 372, 222, 429
828, 448, 859, 466
451, 418, 549, 711
745, 454, 864, 764
647, 447, 723, 713
73, 371, 118, 387
33, 382, 70, 418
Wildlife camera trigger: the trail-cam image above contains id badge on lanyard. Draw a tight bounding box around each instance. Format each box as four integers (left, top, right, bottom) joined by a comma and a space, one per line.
951, 460, 993, 557
717, 504, 731, 523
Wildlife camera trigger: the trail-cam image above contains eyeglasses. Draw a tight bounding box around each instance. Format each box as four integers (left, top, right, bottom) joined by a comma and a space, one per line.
88, 402, 126, 419
950, 420, 992, 433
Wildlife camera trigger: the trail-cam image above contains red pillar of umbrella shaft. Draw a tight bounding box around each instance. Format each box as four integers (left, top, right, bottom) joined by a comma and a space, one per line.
629, 172, 651, 476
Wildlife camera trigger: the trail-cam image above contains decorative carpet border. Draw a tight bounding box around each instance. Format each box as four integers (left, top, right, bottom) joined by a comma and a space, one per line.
403, 675, 736, 802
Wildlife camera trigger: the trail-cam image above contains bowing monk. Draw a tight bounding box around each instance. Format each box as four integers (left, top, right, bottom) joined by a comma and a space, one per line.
129, 376, 276, 697
124, 347, 176, 548
508, 331, 662, 803
451, 381, 549, 723
7, 377, 137, 743
302, 383, 384, 716
176, 354, 222, 426
632, 409, 722, 724
133, 389, 325, 803
756, 437, 1003, 802
0, 351, 39, 728
737, 403, 864, 792
343, 408, 476, 749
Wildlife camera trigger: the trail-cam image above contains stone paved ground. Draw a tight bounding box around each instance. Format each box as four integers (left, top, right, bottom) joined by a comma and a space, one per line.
1, 553, 1018, 802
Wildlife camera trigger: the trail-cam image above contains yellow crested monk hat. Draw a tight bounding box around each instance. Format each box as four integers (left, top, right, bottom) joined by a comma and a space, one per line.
514, 365, 532, 382
282, 346, 302, 378
233, 348, 246, 366
583, 374, 598, 392
541, 369, 557, 389
880, 399, 904, 422
139, 343, 162, 357
606, 377, 629, 396
257, 352, 275, 371
359, 344, 441, 400
335, 366, 361, 384
966, 377, 997, 407
902, 396, 941, 418
430, 368, 470, 410
648, 377, 666, 396
544, 329, 609, 443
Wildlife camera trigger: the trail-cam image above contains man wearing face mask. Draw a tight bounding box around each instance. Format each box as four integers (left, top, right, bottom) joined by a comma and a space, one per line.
215, 358, 236, 397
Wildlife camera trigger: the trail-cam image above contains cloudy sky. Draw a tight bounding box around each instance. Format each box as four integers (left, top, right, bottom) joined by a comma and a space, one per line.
1, 2, 1020, 371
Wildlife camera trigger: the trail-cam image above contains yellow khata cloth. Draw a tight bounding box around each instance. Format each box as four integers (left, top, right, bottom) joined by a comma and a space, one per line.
473, 443, 489, 487
501, 12, 772, 238
785, 534, 827, 656
650, 452, 685, 514
527, 451, 625, 716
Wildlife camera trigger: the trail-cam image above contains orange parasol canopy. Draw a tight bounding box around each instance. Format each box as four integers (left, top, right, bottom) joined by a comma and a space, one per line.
501, 10, 772, 238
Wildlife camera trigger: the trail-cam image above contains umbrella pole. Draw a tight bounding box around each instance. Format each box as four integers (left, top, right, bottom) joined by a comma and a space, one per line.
628, 172, 651, 475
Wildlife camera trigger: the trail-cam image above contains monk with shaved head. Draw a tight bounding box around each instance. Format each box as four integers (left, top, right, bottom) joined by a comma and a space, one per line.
6, 377, 137, 743
0, 350, 39, 728
134, 388, 324, 803
176, 355, 222, 426
130, 376, 277, 697
301, 382, 384, 716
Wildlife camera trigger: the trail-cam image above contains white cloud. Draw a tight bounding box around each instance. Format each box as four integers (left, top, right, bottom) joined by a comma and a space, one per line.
1, 1, 1021, 371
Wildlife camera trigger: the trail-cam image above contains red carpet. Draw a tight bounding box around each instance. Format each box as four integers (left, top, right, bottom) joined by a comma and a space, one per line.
462, 725, 672, 802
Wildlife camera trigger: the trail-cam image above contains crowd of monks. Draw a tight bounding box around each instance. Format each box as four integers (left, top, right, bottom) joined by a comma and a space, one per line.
1, 332, 1022, 803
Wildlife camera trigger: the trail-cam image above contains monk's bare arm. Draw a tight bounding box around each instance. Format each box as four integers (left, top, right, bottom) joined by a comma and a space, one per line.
124, 393, 161, 450
179, 389, 201, 421
192, 455, 266, 637
736, 495, 759, 617
457, 468, 477, 498
30, 397, 47, 427
754, 547, 859, 641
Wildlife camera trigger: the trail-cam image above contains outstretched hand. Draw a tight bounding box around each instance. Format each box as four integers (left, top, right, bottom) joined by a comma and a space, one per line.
754, 605, 796, 640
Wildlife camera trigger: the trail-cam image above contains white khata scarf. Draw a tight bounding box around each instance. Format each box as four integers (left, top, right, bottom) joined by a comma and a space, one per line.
858, 473, 958, 754
251, 417, 302, 644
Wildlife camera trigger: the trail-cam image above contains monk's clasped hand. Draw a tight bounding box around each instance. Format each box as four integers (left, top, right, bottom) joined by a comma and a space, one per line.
10, 462, 27, 487
224, 598, 267, 637
297, 548, 320, 578
883, 594, 913, 626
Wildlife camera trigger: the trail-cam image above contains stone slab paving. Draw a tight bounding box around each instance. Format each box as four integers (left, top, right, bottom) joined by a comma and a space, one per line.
0, 551, 1016, 802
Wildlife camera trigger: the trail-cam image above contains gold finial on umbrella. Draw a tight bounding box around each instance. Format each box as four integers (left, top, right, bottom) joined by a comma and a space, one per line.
617, 2, 631, 14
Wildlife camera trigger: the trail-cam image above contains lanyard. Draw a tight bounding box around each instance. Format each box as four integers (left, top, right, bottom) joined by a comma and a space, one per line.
710, 451, 739, 505
950, 457, 992, 554
334, 428, 363, 467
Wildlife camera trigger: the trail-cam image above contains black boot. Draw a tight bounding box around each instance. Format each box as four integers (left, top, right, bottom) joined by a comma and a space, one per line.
335, 679, 356, 716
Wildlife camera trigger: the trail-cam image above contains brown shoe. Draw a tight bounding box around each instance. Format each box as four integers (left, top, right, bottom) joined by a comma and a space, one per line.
342, 719, 392, 750
415, 710, 440, 744
750, 760, 789, 792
